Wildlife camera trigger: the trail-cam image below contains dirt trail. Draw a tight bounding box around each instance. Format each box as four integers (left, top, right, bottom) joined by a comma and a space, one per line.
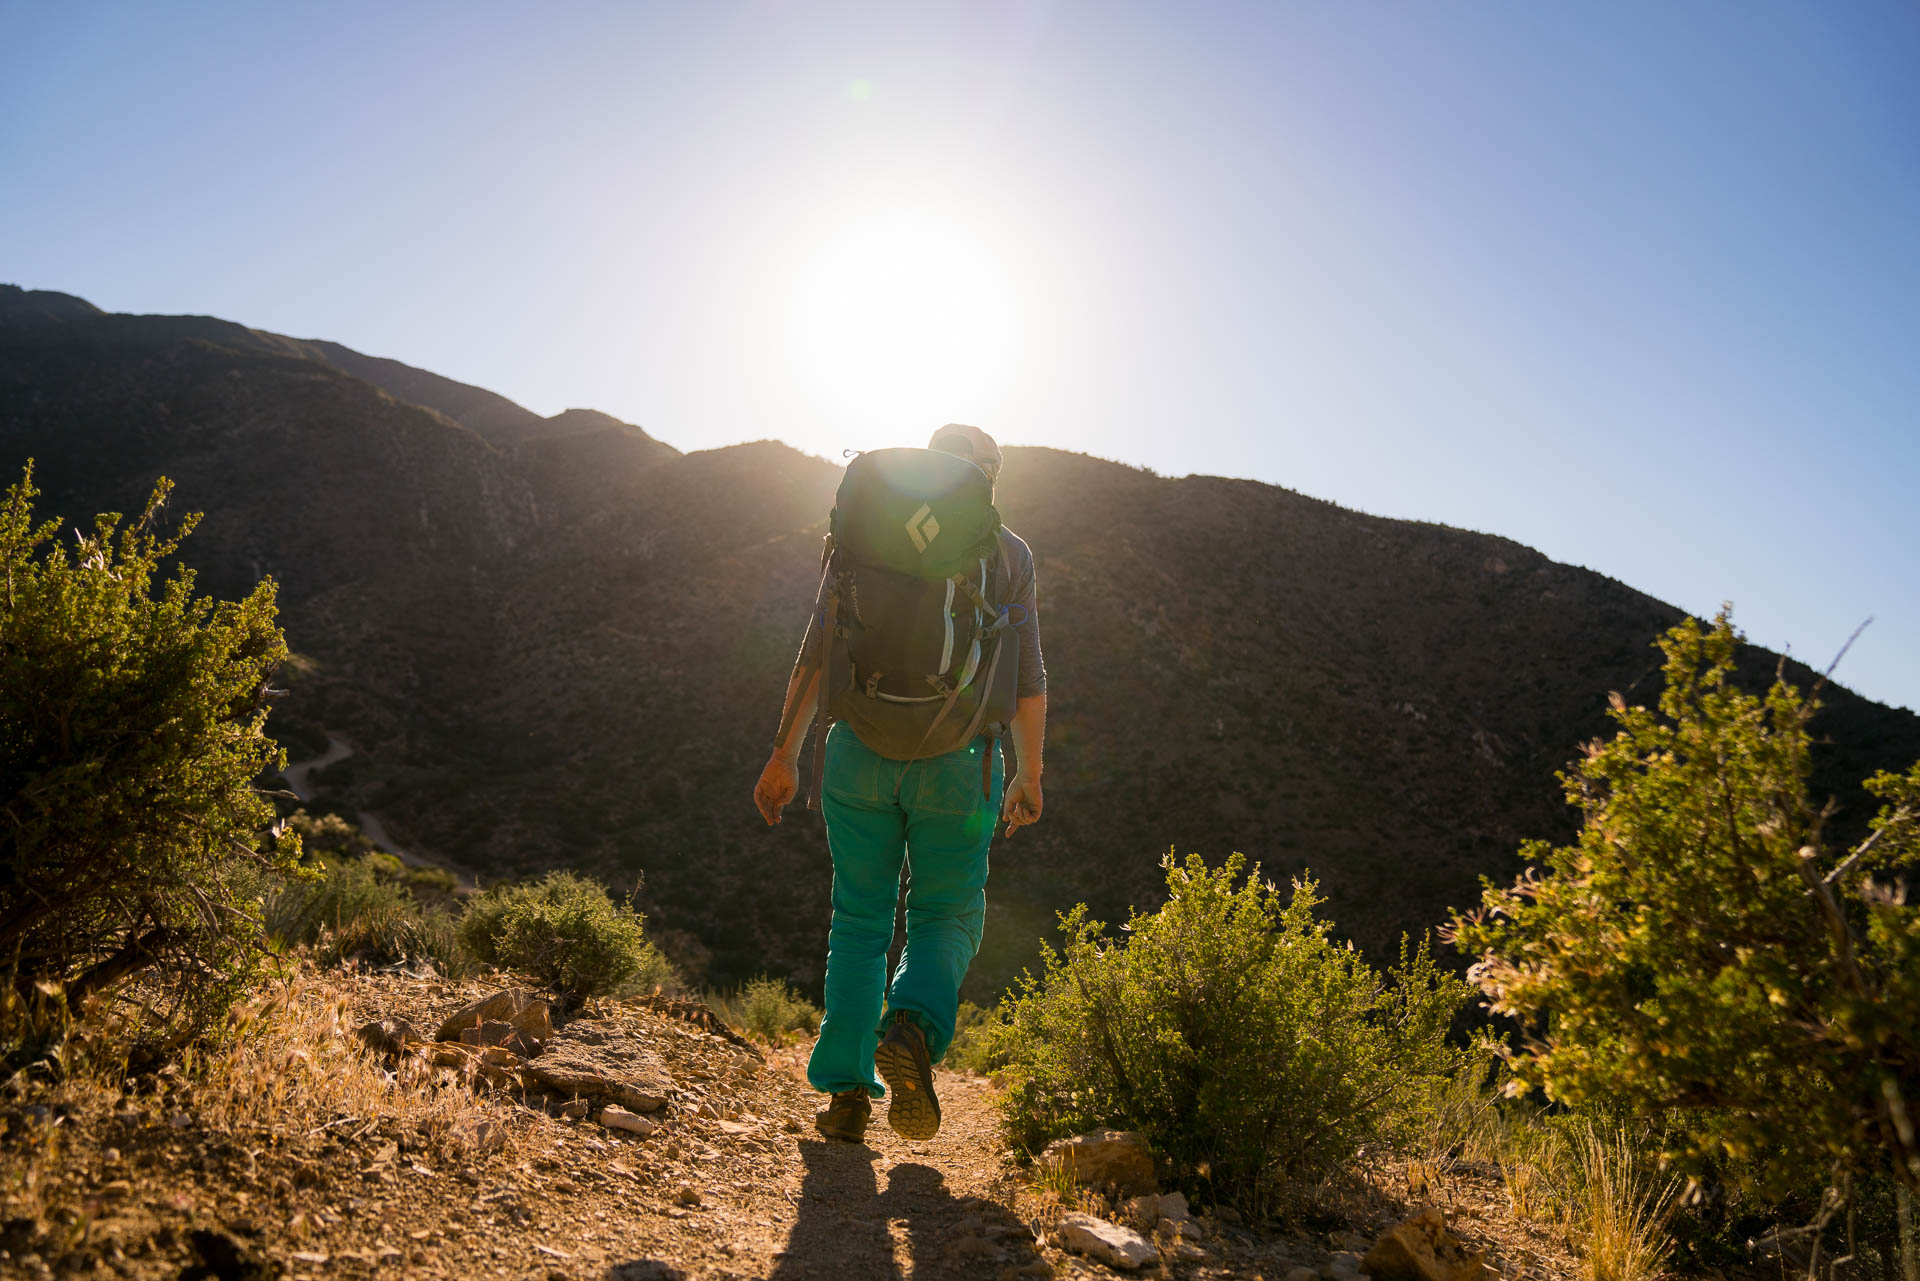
753, 1048, 1037, 1280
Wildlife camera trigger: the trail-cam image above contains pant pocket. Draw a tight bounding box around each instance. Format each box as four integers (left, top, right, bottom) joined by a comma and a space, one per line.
824, 722, 887, 804
908, 739, 993, 817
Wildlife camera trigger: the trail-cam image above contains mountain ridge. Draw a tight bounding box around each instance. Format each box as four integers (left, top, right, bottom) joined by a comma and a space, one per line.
4, 285, 1915, 995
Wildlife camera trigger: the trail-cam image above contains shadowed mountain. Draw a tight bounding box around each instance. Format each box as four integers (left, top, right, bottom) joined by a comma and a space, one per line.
292, 338, 552, 445
5, 284, 1917, 996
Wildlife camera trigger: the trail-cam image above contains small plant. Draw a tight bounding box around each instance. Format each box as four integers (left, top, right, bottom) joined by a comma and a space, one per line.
619, 941, 681, 998
991, 851, 1472, 1215
707, 974, 821, 1044
458, 871, 652, 1006
0, 467, 293, 1053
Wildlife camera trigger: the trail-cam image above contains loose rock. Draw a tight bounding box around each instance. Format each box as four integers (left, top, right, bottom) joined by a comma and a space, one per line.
1040, 1130, 1157, 1197
599, 1105, 659, 1137
1361, 1207, 1489, 1281
1323, 1250, 1367, 1279
436, 988, 551, 1044
452, 1115, 510, 1154
355, 1016, 419, 1057
1054, 1212, 1158, 1270
1123, 1190, 1189, 1231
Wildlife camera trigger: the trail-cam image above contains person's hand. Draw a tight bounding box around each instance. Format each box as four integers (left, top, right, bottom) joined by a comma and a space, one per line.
1002, 771, 1043, 837
755, 753, 799, 825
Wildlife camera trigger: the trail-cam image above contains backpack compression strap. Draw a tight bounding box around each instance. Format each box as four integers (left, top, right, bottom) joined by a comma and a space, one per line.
886, 567, 1014, 799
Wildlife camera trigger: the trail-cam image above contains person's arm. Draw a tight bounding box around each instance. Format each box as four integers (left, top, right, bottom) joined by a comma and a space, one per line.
756, 552, 832, 825
1002, 691, 1045, 833
754, 663, 820, 825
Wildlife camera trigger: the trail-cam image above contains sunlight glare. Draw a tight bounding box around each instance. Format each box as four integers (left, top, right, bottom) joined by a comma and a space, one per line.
780, 208, 1023, 438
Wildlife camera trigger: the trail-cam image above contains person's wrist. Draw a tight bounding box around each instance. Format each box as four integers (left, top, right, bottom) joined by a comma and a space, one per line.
770, 742, 798, 764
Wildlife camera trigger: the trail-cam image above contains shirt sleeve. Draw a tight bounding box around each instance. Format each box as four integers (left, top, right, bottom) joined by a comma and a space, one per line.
1003, 532, 1047, 698
788, 541, 831, 679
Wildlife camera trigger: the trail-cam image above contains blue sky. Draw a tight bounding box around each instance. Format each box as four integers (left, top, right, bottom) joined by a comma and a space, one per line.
5, 1, 1917, 712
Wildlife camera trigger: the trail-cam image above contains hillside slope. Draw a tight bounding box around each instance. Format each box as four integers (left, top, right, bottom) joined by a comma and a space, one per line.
4, 285, 1916, 995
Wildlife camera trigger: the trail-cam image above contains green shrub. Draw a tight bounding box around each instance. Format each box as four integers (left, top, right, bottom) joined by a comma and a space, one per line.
620, 940, 681, 998
1451, 611, 1920, 1207
0, 468, 293, 1051
458, 871, 651, 1006
709, 975, 822, 1044
992, 852, 1472, 1214
264, 854, 470, 977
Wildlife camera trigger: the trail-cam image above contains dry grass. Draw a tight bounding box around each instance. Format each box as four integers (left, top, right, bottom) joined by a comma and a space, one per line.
1569, 1122, 1679, 1281
170, 967, 517, 1158
1413, 1063, 1679, 1280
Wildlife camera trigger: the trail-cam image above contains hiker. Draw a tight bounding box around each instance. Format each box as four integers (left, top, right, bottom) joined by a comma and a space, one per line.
752, 424, 1046, 1143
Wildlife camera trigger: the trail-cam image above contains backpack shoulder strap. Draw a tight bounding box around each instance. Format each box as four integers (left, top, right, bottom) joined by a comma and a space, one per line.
804, 537, 839, 812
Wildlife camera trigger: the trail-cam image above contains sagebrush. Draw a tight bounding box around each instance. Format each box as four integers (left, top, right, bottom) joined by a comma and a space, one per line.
708, 975, 821, 1044
458, 871, 658, 1006
992, 851, 1471, 1214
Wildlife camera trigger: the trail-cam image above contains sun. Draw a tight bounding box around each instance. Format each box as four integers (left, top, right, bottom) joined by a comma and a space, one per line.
779, 207, 1023, 436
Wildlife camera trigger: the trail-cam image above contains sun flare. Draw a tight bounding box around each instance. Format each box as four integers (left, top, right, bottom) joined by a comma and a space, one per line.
780, 208, 1023, 431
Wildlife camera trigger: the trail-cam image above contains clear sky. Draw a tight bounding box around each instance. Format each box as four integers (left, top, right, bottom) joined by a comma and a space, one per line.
5, 2, 1917, 711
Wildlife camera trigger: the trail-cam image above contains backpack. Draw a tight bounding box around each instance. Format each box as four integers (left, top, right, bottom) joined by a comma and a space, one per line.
801, 448, 1020, 808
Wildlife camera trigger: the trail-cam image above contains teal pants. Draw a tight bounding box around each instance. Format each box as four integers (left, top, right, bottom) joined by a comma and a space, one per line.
806, 721, 1003, 1097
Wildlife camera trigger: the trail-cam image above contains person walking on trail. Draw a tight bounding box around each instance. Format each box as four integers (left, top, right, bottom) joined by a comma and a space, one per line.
753, 424, 1047, 1144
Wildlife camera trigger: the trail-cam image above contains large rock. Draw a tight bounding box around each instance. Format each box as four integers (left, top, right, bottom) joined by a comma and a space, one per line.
1041, 1130, 1157, 1197
1054, 1213, 1158, 1270
1361, 1208, 1489, 1281
519, 1019, 673, 1113
437, 989, 553, 1047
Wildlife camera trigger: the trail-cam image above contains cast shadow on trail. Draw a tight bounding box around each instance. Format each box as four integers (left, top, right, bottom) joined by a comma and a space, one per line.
768, 1138, 1033, 1280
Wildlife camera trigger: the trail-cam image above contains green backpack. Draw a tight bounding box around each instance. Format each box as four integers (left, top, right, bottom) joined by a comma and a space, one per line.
800, 448, 1019, 807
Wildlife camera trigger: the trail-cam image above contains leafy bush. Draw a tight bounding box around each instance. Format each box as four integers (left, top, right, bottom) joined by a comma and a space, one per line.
0, 468, 293, 1050
458, 871, 652, 1006
1450, 611, 1920, 1206
992, 852, 1472, 1214
264, 853, 470, 977
708, 975, 821, 1044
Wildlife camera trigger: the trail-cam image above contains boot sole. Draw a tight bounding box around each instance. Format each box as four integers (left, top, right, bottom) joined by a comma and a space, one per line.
875, 1039, 941, 1140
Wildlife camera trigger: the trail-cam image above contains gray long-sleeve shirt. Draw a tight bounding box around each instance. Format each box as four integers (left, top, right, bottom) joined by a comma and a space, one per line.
790, 527, 1047, 698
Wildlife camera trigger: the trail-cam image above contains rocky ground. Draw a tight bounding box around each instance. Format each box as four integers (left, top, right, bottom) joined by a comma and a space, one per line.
0, 969, 1577, 1280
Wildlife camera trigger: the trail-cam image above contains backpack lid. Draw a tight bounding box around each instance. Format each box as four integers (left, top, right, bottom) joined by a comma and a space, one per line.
831, 447, 1001, 579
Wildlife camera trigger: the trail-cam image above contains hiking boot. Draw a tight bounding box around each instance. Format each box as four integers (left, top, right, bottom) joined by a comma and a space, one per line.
814, 1088, 871, 1142
875, 1011, 941, 1140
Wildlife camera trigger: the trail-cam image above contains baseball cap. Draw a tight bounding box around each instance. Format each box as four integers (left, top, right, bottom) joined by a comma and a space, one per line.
928, 423, 1002, 483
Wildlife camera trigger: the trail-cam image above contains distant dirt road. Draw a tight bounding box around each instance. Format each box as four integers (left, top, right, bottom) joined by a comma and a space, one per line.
283, 732, 479, 890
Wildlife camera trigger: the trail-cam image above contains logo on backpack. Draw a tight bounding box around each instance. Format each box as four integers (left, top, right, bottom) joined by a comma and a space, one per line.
904, 503, 940, 553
